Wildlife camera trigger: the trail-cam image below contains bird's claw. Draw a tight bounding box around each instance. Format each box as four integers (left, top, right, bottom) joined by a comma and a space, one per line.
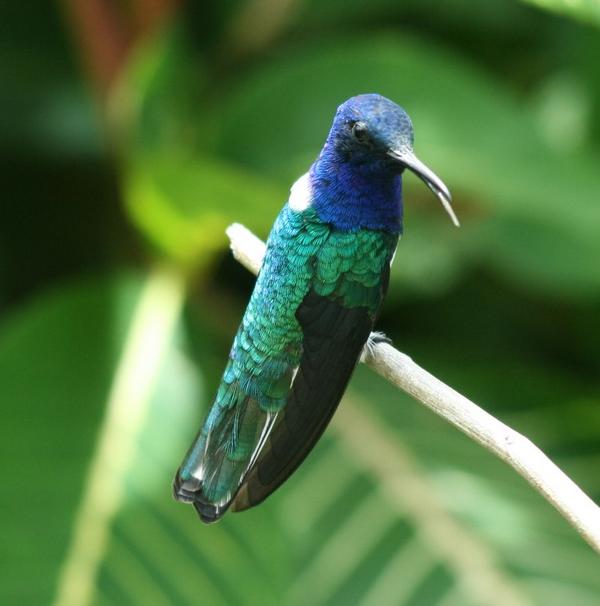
360, 331, 392, 362
369, 331, 393, 346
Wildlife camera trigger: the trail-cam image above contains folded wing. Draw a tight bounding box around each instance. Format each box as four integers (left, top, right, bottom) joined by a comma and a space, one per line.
233, 231, 396, 511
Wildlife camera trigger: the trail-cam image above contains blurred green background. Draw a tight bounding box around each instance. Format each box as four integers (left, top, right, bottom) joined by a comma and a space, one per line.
2, 1, 600, 605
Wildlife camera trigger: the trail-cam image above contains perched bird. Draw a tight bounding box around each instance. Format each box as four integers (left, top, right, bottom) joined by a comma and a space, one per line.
173, 93, 459, 523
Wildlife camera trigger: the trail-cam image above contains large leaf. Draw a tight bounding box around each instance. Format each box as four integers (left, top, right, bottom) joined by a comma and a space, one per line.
6, 270, 599, 605
347, 351, 600, 604
0, 271, 300, 605
0, 273, 144, 603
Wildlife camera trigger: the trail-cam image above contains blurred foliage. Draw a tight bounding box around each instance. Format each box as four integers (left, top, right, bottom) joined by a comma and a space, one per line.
2, 0, 600, 605
521, 0, 600, 26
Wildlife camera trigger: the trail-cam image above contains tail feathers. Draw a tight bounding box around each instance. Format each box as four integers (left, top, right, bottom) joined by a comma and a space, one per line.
193, 502, 221, 524
172, 473, 228, 523
173, 387, 278, 523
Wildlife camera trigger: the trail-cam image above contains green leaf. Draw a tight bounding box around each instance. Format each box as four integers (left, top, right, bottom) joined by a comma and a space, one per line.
0, 270, 296, 605
0, 273, 146, 603
124, 154, 285, 269
520, 0, 600, 27
114, 27, 286, 268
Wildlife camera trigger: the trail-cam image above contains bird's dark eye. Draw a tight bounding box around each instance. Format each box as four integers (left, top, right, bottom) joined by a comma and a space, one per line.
351, 122, 368, 142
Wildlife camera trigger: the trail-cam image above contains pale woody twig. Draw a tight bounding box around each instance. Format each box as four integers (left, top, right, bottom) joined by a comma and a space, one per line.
226, 222, 600, 554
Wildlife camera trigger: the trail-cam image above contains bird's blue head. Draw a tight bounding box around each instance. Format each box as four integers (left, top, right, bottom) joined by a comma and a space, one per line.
308, 94, 458, 233
326, 94, 415, 168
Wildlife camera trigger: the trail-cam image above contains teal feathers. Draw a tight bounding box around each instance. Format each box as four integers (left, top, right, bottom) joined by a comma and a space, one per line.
173, 94, 455, 523
175, 205, 396, 518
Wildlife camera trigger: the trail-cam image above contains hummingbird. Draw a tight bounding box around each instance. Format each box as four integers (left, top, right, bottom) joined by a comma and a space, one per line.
173, 93, 459, 523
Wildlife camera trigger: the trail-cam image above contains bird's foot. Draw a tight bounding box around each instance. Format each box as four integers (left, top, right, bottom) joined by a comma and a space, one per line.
360, 331, 393, 362
369, 331, 393, 346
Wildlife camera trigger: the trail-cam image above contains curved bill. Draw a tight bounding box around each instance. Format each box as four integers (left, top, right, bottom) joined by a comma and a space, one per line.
388, 148, 460, 227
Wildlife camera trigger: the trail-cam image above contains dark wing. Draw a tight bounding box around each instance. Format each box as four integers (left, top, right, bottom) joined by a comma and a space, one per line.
232, 264, 390, 512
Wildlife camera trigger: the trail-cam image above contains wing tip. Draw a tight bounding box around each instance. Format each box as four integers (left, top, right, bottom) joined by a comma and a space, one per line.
230, 483, 252, 513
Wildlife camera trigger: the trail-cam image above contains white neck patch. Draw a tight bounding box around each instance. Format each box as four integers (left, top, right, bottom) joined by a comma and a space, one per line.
288, 173, 312, 211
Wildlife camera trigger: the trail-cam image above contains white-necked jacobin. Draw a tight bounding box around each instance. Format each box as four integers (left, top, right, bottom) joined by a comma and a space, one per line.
174, 93, 459, 523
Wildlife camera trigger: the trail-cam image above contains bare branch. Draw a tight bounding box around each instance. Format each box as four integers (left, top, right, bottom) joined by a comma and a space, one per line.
226, 222, 600, 554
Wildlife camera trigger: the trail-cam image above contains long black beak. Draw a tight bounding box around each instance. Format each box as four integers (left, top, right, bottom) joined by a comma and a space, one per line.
388, 148, 459, 227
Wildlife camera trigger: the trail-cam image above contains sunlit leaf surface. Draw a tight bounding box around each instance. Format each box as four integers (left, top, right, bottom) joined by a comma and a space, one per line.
522, 0, 600, 27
